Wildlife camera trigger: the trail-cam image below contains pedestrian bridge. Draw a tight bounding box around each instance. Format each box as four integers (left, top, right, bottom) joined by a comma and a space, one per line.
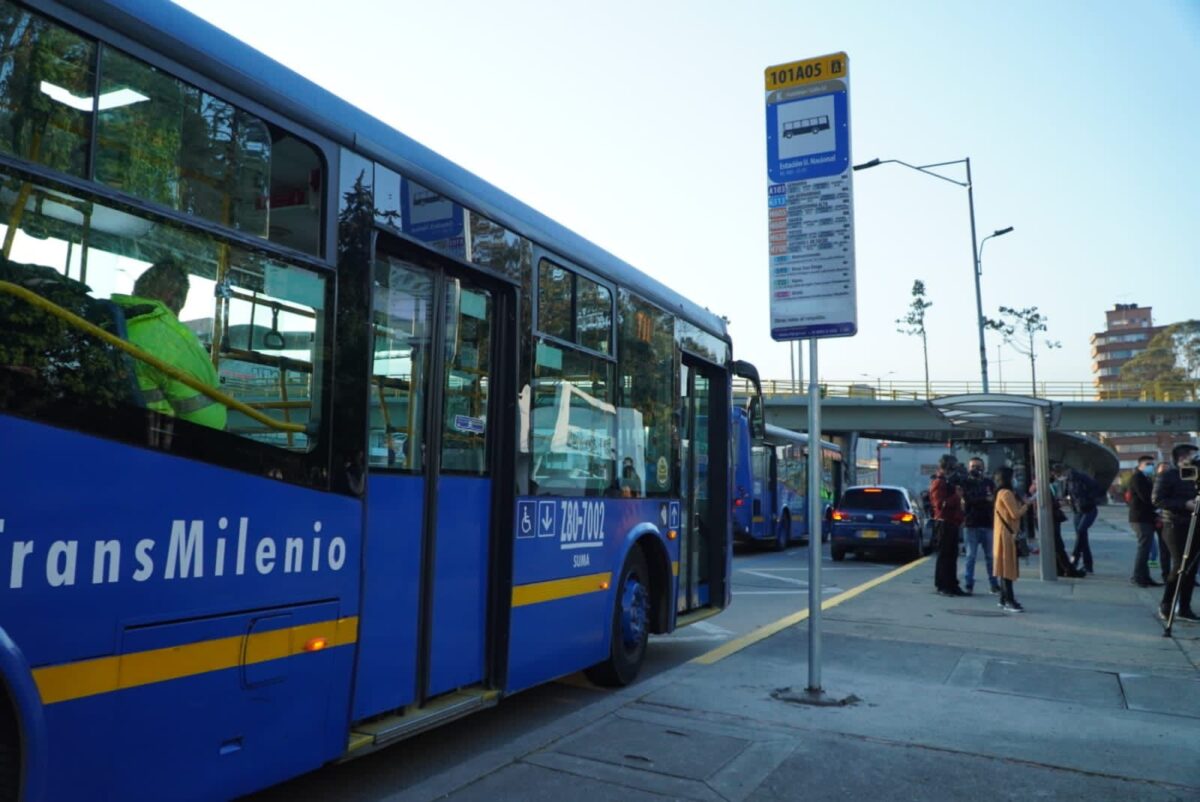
739, 384, 1199, 493
757, 394, 1199, 440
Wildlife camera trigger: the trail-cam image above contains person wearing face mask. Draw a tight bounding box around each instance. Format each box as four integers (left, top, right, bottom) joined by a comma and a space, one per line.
1153, 443, 1200, 623
960, 457, 999, 595
1128, 455, 1161, 588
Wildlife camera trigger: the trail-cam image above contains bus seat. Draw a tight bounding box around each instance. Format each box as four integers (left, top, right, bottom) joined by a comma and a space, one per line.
96, 298, 146, 408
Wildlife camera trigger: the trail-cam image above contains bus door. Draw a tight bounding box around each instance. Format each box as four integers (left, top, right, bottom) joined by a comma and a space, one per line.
355, 238, 514, 719
677, 357, 728, 611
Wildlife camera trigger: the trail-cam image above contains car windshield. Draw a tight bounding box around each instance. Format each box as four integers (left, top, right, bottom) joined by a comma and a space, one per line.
841, 489, 907, 511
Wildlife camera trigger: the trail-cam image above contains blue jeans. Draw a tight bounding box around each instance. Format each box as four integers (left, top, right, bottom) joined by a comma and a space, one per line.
1073, 508, 1098, 572
962, 526, 997, 589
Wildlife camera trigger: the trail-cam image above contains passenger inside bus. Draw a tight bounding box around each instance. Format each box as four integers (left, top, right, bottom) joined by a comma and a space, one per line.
620, 457, 642, 497
111, 260, 227, 430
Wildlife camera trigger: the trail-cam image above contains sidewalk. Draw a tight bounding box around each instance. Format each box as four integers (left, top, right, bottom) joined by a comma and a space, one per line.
404, 506, 1200, 801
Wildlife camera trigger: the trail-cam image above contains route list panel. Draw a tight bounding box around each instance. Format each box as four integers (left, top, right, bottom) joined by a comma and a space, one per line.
768, 172, 856, 338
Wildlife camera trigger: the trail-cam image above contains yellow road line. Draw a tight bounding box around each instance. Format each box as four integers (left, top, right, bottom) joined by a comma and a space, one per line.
511, 572, 612, 607
692, 557, 929, 665
34, 616, 358, 705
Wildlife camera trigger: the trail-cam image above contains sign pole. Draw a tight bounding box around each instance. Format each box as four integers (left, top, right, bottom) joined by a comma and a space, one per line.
806, 339, 822, 691
765, 52, 856, 698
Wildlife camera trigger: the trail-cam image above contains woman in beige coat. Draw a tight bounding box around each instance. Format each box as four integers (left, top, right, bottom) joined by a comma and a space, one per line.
993, 467, 1031, 612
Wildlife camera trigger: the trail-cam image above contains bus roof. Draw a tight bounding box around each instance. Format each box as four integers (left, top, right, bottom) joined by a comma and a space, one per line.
763, 423, 839, 454
71, 0, 729, 342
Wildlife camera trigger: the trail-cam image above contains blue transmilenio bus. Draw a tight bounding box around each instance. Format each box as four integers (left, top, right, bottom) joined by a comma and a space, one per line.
731, 366, 842, 550
0, 2, 735, 799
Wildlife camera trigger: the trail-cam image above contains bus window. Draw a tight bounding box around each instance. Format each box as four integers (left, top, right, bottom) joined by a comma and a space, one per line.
617, 290, 676, 496
0, 172, 328, 451
529, 339, 615, 496
537, 260, 572, 342
0, 2, 94, 178
440, 282, 492, 475
576, 275, 611, 354
468, 212, 531, 284
369, 254, 434, 470
676, 319, 728, 364
537, 258, 612, 355
93, 45, 323, 254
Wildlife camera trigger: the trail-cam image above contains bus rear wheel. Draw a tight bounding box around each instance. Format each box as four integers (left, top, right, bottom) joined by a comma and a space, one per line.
0, 690, 18, 802
772, 512, 791, 552
585, 548, 650, 687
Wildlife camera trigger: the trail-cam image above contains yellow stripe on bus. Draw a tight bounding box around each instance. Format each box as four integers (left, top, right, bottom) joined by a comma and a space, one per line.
33, 616, 358, 705
511, 572, 612, 607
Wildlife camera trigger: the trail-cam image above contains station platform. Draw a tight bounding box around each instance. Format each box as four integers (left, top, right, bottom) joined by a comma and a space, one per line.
396, 505, 1200, 801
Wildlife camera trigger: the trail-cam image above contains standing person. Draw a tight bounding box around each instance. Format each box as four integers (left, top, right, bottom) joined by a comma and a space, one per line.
930, 454, 967, 597
1128, 455, 1162, 588
1153, 444, 1200, 623
961, 457, 999, 595
1065, 465, 1101, 574
993, 466, 1031, 612
112, 260, 227, 430
1046, 466, 1083, 577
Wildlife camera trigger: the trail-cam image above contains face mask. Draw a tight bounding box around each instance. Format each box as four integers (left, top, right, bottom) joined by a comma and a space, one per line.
1142, 465, 1155, 477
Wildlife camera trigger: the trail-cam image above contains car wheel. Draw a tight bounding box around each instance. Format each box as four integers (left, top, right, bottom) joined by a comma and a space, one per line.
585, 547, 650, 687
831, 545, 846, 562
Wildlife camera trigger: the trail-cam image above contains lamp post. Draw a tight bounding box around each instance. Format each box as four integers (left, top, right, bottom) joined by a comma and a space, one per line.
978, 226, 1014, 284
860, 371, 896, 396
977, 225, 1015, 389
853, 157, 1004, 394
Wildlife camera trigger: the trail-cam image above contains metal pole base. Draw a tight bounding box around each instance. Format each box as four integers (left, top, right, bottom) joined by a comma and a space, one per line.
771, 686, 862, 707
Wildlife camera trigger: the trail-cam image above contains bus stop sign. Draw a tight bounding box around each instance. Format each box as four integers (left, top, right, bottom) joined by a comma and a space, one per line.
765, 53, 858, 341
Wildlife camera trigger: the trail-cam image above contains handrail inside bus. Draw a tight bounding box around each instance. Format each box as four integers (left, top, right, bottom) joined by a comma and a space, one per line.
0, 279, 307, 434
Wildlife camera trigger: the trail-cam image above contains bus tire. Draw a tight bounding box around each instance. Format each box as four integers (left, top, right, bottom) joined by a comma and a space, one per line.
585, 548, 650, 687
0, 688, 18, 802
773, 512, 790, 551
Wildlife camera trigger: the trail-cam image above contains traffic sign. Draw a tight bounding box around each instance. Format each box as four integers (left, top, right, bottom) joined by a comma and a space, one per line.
516, 500, 536, 539
536, 500, 557, 538
764, 52, 858, 341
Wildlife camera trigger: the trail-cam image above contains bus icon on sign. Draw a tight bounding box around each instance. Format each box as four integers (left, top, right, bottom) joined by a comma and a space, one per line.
783, 116, 830, 138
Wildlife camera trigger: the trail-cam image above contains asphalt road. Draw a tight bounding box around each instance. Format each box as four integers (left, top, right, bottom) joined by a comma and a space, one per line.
241, 541, 902, 802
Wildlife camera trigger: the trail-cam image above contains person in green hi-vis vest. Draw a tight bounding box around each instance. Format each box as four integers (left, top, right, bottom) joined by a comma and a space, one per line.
112, 260, 227, 430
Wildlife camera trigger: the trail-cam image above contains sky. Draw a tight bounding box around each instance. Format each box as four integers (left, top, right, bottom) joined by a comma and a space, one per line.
174, 0, 1200, 392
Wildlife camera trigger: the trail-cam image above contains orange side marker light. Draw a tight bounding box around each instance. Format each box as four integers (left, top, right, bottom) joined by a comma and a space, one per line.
304, 637, 329, 652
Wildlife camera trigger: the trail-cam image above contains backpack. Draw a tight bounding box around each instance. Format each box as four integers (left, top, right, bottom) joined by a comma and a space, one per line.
0, 257, 140, 413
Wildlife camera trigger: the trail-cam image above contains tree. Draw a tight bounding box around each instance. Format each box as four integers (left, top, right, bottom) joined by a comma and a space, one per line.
896, 280, 932, 397
984, 306, 1060, 395
1119, 320, 1200, 400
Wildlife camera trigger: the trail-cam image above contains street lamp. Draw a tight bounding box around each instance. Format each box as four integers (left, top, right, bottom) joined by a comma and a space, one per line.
860, 371, 896, 397
853, 157, 1002, 394
978, 226, 1014, 269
